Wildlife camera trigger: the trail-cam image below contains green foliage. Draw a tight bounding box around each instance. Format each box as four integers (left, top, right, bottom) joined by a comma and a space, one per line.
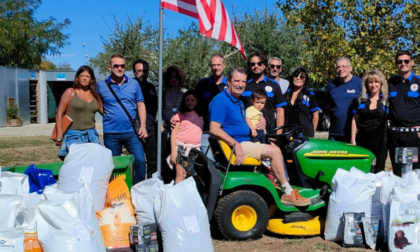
57, 62, 73, 70
7, 101, 19, 120
0, 0, 70, 68
278, 0, 420, 85
35, 60, 57, 70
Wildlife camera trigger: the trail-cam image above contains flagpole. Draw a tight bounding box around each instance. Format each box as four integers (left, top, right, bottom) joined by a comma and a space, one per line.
156, 1, 164, 179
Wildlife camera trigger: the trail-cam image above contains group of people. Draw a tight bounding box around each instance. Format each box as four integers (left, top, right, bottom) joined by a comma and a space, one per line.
53, 49, 420, 207
327, 50, 420, 177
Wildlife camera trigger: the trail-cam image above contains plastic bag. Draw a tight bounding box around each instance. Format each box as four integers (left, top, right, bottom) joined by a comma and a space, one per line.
37, 185, 105, 252
131, 178, 164, 224
155, 177, 213, 252
14, 207, 42, 252
24, 165, 56, 194
362, 216, 381, 250
0, 227, 24, 252
0, 194, 23, 228
0, 172, 42, 207
388, 201, 420, 252
96, 176, 136, 249
58, 143, 114, 211
324, 168, 376, 241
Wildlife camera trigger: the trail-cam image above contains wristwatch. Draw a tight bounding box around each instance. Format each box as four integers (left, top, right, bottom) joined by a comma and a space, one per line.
57, 138, 63, 142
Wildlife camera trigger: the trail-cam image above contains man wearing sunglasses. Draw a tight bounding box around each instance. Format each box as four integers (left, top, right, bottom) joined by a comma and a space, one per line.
133, 59, 158, 179
326, 57, 362, 143
195, 54, 227, 160
241, 52, 286, 134
97, 53, 148, 184
267, 57, 289, 94
388, 50, 420, 176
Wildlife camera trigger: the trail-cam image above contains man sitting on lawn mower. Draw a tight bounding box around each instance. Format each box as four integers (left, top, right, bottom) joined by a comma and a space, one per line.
209, 66, 311, 207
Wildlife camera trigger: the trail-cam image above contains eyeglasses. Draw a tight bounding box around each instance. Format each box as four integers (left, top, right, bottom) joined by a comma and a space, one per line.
250, 62, 263, 67
269, 64, 282, 69
135, 69, 149, 74
396, 59, 411, 65
293, 75, 306, 80
112, 64, 125, 69
336, 65, 350, 70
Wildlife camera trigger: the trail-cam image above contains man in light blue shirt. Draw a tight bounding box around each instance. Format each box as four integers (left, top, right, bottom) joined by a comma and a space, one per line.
97, 53, 148, 184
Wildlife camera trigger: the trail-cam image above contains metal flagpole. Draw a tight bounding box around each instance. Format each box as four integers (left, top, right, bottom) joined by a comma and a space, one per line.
156, 2, 164, 179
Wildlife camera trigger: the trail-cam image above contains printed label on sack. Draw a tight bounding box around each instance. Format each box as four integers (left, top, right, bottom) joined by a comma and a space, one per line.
78, 166, 94, 183
71, 222, 89, 242
183, 215, 200, 233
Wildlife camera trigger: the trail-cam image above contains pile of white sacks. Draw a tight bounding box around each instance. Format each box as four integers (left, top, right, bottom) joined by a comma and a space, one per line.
325, 167, 420, 251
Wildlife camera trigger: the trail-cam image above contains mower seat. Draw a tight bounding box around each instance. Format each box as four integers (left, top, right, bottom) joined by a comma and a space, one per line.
208, 137, 261, 167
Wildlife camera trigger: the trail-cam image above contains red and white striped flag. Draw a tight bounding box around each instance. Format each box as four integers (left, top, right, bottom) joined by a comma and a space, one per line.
161, 0, 246, 59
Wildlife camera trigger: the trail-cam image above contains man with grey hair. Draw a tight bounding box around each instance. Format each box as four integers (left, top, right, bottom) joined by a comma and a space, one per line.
326, 56, 362, 143
267, 57, 289, 94
209, 67, 311, 207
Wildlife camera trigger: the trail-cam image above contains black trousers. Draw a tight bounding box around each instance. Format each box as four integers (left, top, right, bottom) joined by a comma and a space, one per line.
142, 127, 158, 179
356, 134, 387, 173
388, 129, 420, 176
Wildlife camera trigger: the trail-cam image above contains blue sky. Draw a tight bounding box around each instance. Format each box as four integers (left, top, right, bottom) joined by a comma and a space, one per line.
35, 0, 279, 70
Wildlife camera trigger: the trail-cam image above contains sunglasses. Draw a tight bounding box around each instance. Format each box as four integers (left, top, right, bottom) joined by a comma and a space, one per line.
250, 61, 263, 67
112, 64, 125, 69
293, 75, 306, 80
396, 59, 410, 65
270, 64, 282, 69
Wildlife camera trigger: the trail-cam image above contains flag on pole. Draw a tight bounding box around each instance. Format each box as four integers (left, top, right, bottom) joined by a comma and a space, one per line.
161, 0, 246, 59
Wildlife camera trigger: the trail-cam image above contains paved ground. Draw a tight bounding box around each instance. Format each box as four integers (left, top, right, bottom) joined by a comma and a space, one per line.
0, 123, 103, 137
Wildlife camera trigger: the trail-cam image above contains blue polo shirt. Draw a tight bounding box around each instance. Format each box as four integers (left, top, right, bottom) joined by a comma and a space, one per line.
97, 75, 144, 133
209, 89, 250, 143
326, 75, 362, 136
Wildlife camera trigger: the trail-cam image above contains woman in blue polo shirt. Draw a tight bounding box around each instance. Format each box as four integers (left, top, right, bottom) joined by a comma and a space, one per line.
284, 68, 319, 137
350, 69, 388, 173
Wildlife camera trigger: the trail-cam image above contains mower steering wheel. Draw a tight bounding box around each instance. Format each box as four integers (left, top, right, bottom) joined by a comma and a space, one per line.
269, 125, 300, 137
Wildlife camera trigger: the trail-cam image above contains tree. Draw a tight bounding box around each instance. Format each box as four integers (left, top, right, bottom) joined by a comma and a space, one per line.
35, 60, 57, 70
278, 0, 420, 85
0, 0, 70, 68
57, 62, 73, 70
89, 16, 160, 79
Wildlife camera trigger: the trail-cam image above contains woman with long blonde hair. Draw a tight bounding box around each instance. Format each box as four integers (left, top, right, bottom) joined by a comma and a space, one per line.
350, 69, 388, 172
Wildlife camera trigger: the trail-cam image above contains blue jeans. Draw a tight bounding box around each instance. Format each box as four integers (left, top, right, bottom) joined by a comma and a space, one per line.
104, 132, 146, 185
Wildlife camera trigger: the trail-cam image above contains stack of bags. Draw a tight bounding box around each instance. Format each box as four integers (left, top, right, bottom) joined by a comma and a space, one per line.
325, 167, 420, 251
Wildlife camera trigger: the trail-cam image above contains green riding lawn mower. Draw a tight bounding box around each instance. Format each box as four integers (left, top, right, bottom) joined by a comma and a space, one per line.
184, 125, 376, 240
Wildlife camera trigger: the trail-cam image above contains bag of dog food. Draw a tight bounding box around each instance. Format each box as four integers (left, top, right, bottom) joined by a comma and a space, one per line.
342, 212, 365, 248
58, 143, 114, 211
131, 178, 164, 225
96, 176, 136, 249
0, 194, 22, 229
14, 207, 42, 252
362, 216, 381, 250
0, 227, 24, 252
388, 200, 420, 252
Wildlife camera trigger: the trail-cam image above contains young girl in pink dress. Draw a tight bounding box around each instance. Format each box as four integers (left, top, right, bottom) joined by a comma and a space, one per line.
167, 90, 203, 183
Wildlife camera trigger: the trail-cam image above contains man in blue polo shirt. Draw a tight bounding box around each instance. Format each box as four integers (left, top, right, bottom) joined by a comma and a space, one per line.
97, 53, 148, 184
195, 54, 228, 159
240, 52, 286, 134
209, 66, 310, 207
326, 57, 362, 143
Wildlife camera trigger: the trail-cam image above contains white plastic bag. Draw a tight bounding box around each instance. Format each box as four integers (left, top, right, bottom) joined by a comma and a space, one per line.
0, 227, 24, 252
155, 177, 214, 252
388, 200, 420, 252
131, 178, 164, 224
14, 206, 42, 251
0, 172, 42, 207
0, 194, 23, 228
324, 168, 376, 241
37, 186, 105, 252
58, 143, 114, 211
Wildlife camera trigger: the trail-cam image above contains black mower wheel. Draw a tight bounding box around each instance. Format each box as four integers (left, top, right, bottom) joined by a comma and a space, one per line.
214, 190, 269, 240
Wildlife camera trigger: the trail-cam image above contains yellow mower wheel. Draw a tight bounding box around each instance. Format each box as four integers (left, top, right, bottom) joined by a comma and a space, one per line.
231, 205, 257, 231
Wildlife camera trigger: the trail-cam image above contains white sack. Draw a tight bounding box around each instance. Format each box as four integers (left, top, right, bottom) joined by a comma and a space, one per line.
131, 178, 164, 224
0, 195, 22, 229
324, 168, 376, 241
0, 227, 24, 252
0, 172, 41, 207
58, 143, 114, 211
155, 177, 214, 252
388, 201, 420, 252
37, 186, 105, 252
